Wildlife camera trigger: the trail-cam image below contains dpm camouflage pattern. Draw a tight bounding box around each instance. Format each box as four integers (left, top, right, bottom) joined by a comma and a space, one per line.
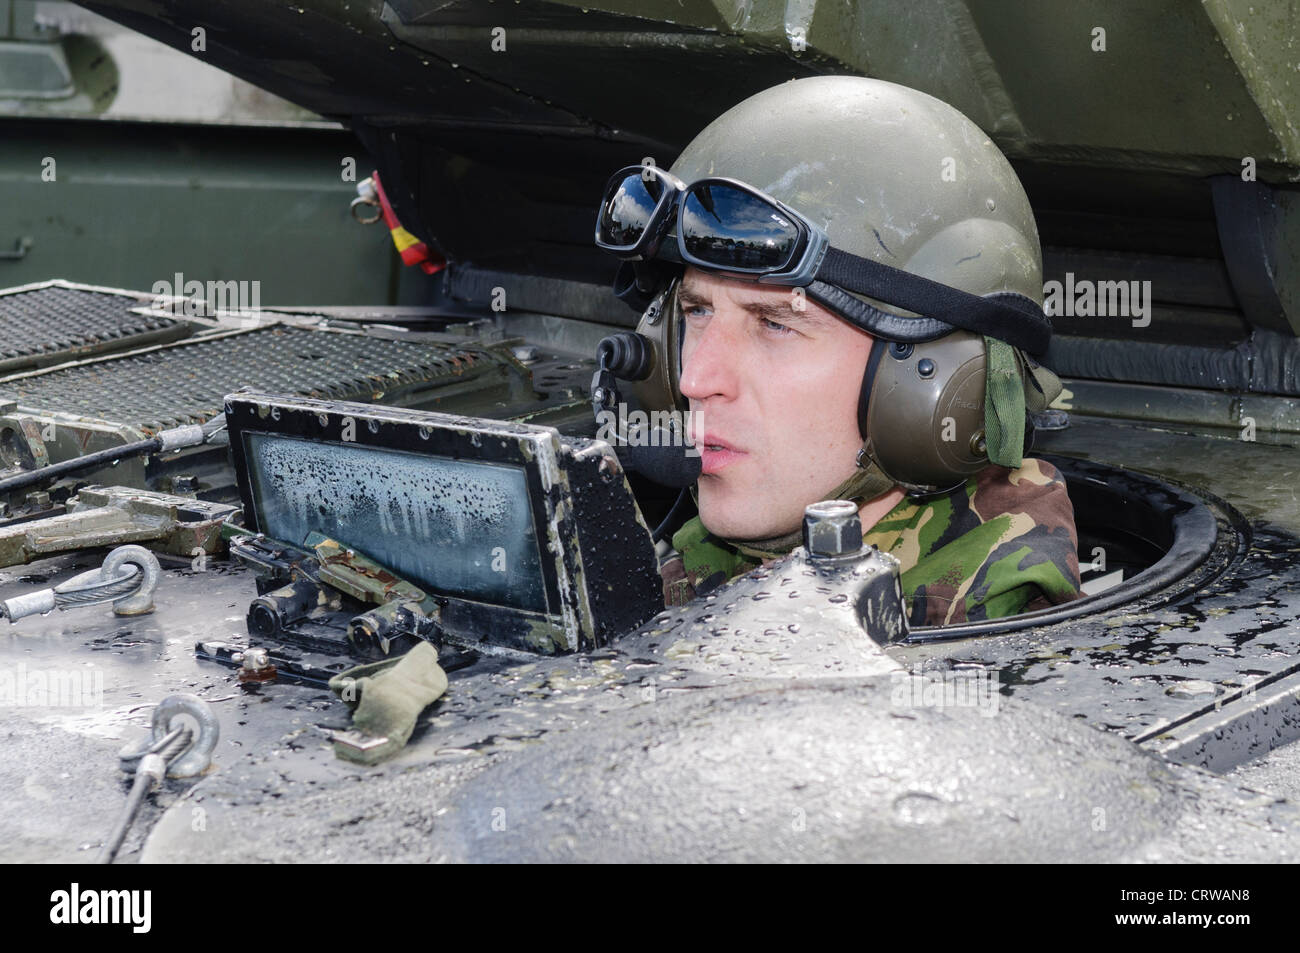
863, 458, 1082, 625
660, 518, 756, 608
660, 458, 1082, 627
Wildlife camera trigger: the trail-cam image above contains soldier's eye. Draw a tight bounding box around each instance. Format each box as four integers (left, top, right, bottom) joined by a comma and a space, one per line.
761, 317, 793, 335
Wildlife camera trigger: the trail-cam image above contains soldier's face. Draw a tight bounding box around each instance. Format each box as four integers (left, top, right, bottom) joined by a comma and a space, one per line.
678, 268, 875, 540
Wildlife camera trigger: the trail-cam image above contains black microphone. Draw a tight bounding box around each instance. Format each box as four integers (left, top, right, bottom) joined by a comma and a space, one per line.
617, 425, 702, 488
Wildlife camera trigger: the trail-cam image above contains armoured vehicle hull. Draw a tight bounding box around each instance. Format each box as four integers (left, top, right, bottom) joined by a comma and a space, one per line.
2, 0, 1300, 864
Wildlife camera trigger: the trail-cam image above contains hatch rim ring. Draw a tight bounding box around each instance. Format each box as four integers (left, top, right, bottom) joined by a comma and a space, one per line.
902, 453, 1251, 643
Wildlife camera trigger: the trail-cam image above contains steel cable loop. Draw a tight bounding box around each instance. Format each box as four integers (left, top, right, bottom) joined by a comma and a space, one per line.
156, 727, 196, 766
52, 564, 142, 608
99, 726, 196, 865
100, 722, 196, 868
117, 724, 184, 770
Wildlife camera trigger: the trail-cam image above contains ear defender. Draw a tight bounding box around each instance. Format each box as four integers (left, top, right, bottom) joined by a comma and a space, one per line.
857, 331, 993, 494
625, 277, 691, 422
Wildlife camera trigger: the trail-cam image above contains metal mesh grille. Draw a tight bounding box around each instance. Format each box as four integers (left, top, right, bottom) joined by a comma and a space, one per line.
0, 326, 492, 433
0, 285, 181, 370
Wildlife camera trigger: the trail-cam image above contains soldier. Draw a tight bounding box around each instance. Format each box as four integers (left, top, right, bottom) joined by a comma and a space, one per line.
595, 75, 1082, 625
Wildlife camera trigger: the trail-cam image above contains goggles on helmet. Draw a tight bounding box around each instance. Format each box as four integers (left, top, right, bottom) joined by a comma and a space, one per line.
594, 163, 1051, 357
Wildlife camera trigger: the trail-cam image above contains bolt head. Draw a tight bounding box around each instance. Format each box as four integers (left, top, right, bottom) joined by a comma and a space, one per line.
802, 499, 864, 558
242, 647, 270, 670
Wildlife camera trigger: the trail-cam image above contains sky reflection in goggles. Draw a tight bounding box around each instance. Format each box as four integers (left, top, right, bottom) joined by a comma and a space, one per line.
595, 164, 824, 285
593, 162, 1053, 356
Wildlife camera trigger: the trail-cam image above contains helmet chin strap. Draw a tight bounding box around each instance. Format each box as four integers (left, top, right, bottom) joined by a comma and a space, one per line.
722, 449, 897, 561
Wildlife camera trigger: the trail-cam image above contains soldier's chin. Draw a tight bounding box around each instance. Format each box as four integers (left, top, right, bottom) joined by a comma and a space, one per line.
696, 484, 793, 543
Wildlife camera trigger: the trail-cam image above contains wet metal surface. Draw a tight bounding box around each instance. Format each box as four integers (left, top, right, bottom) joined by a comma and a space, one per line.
0, 282, 186, 374
428, 678, 1300, 863
887, 418, 1300, 758
3, 415, 1300, 861
0, 325, 498, 432
133, 543, 1300, 862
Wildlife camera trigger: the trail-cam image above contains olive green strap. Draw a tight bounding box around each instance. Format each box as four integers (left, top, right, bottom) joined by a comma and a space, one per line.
983, 336, 1026, 468
1019, 350, 1063, 412
729, 531, 804, 562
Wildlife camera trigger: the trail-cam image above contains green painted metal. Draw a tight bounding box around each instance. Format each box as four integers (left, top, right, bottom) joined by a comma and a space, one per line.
68, 0, 1295, 179
0, 118, 434, 305
378, 0, 1300, 180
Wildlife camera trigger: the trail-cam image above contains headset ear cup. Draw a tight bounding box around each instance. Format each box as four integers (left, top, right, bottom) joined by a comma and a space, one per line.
630, 277, 690, 418
864, 331, 991, 492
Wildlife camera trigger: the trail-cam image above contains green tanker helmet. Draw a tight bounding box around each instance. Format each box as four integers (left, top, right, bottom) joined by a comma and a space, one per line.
649, 75, 1059, 494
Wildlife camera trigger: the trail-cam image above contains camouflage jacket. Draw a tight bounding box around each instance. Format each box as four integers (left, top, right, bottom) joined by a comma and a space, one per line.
660, 458, 1083, 626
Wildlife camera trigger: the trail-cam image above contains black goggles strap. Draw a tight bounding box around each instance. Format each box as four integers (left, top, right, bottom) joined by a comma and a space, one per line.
809, 247, 1052, 356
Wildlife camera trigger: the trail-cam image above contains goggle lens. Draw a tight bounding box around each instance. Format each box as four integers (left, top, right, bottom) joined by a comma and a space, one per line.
598, 169, 666, 249
680, 183, 800, 272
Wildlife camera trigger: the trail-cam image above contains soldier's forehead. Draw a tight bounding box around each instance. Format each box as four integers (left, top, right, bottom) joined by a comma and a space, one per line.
677, 275, 839, 329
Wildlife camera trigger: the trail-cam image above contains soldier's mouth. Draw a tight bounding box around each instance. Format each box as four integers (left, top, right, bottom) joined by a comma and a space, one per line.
699, 436, 745, 474
697, 432, 740, 451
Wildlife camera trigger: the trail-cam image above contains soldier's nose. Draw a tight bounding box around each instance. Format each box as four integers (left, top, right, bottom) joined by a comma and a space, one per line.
680, 315, 741, 403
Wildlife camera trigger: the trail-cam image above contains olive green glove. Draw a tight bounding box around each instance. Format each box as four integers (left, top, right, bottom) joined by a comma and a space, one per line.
327, 641, 448, 764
